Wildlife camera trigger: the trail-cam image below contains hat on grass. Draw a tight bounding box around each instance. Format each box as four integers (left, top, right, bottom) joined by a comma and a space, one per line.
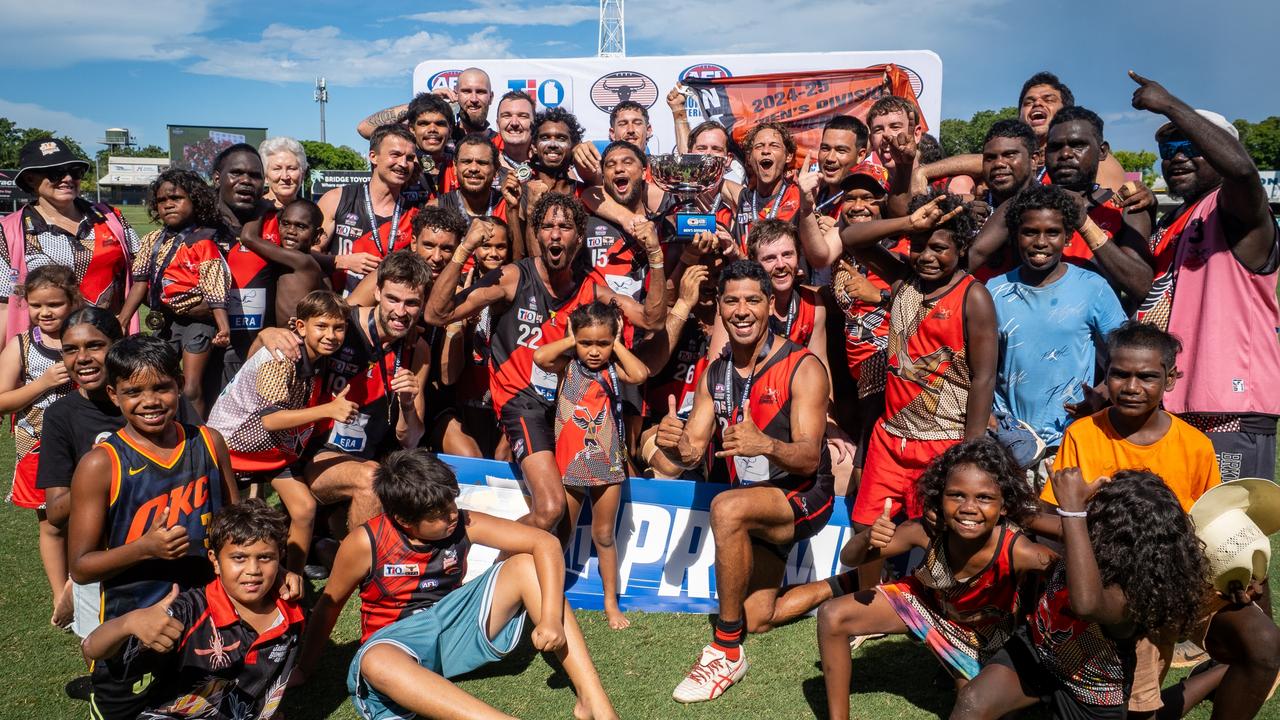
1188, 478, 1280, 594
14, 137, 89, 192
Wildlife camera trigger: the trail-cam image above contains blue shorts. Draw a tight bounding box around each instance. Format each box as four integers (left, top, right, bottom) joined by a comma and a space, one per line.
348, 562, 527, 720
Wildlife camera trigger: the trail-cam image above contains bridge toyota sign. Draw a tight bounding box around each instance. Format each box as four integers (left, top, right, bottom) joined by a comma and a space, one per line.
414, 50, 942, 155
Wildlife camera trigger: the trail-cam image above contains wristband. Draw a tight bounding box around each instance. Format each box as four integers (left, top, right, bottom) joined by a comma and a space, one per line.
1055, 507, 1088, 518
451, 248, 471, 265
1080, 221, 1109, 251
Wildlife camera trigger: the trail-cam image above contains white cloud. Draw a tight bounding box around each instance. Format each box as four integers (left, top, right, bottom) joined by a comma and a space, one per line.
0, 0, 212, 65
184, 24, 514, 86
406, 1, 595, 27
0, 98, 105, 142
623, 0, 1006, 54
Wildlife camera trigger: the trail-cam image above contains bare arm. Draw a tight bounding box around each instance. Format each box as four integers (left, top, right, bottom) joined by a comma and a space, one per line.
0, 340, 66, 413
393, 337, 431, 449
465, 512, 565, 630
963, 282, 997, 439
69, 449, 174, 583
1131, 71, 1276, 270
357, 103, 409, 139
1051, 468, 1130, 625
206, 428, 240, 504
666, 86, 692, 154
295, 527, 372, 680
839, 517, 928, 568
968, 200, 1012, 271
632, 265, 702, 369
424, 223, 517, 326
611, 336, 650, 385
532, 333, 575, 375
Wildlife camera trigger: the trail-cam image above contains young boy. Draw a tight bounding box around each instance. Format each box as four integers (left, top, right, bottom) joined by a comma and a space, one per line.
987, 184, 1127, 473
208, 289, 355, 599
294, 449, 618, 720
1040, 322, 1280, 720
1042, 321, 1220, 512
81, 499, 303, 720
66, 334, 238, 718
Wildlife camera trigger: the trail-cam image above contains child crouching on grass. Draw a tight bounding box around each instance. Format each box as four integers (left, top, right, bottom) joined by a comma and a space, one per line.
81, 500, 302, 719
817, 438, 1057, 720
533, 300, 650, 630
294, 449, 619, 720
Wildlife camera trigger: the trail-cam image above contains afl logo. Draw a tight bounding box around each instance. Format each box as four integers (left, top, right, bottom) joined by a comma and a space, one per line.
428, 69, 462, 91
590, 71, 659, 113
898, 65, 925, 99
679, 63, 732, 82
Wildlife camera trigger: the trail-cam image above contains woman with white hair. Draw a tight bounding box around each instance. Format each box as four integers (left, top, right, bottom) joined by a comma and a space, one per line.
259, 136, 308, 207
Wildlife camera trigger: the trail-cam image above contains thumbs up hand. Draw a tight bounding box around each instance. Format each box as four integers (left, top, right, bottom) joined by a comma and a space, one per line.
128, 584, 186, 653
715, 399, 773, 458
869, 498, 897, 549
655, 394, 686, 452
141, 507, 190, 561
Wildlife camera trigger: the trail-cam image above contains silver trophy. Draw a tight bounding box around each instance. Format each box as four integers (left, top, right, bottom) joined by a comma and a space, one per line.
647, 153, 728, 237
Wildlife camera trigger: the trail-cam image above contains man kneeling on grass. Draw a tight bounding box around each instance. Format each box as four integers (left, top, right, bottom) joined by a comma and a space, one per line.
296, 449, 619, 720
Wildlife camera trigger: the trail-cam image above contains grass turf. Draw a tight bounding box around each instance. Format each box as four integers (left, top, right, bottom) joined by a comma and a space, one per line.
1, 430, 1276, 718
1, 210, 1277, 716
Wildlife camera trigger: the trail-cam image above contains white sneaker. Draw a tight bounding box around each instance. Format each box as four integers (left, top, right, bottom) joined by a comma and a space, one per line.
672, 644, 749, 703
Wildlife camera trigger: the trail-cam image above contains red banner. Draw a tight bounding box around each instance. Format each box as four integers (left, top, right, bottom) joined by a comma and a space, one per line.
685, 64, 923, 163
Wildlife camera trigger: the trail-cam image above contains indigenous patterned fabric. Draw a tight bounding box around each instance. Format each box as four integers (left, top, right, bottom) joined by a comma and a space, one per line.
0, 200, 139, 307
880, 524, 1025, 680
882, 274, 975, 441
133, 228, 230, 315
1029, 562, 1131, 706
555, 359, 626, 487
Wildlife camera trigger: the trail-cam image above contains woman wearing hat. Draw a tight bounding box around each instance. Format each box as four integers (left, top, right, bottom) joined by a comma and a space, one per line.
0, 137, 141, 348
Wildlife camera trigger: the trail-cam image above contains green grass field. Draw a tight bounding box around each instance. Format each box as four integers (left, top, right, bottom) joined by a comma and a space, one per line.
0, 204, 1275, 717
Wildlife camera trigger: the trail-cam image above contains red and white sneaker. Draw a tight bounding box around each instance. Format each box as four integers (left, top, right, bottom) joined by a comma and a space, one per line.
672, 644, 748, 703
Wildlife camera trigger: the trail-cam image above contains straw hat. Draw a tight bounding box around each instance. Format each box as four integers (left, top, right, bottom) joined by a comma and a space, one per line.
1188, 478, 1280, 594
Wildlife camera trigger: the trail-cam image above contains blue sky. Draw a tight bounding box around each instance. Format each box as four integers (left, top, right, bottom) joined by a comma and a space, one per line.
2, 0, 1276, 162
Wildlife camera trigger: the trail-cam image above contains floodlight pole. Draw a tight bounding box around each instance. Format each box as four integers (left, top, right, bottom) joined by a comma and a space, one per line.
315, 77, 329, 143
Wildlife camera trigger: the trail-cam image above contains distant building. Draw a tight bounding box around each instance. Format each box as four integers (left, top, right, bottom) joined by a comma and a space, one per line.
98, 156, 169, 205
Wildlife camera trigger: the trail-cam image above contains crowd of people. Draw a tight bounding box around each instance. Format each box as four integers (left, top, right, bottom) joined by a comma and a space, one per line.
2, 62, 1279, 720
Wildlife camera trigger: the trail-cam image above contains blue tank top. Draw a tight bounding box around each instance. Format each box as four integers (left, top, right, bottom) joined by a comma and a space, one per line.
99, 423, 225, 620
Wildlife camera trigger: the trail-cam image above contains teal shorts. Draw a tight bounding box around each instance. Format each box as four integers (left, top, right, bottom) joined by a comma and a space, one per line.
348, 562, 527, 720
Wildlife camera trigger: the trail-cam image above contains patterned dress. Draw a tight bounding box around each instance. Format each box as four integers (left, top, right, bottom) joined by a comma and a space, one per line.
554, 359, 626, 487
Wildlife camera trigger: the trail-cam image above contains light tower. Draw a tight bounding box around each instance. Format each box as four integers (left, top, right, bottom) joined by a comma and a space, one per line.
314, 77, 329, 143
598, 0, 625, 58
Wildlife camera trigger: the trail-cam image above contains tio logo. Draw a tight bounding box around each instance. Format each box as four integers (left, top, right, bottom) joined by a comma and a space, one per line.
508, 78, 568, 109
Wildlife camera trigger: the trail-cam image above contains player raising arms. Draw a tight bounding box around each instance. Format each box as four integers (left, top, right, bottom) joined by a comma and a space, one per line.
425, 193, 666, 535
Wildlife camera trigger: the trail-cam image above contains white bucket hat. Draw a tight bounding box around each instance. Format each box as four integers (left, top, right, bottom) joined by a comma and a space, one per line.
1188, 478, 1280, 594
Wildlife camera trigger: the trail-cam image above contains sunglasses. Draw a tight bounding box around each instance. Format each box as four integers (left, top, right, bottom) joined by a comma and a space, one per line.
1158, 139, 1201, 161
37, 166, 86, 181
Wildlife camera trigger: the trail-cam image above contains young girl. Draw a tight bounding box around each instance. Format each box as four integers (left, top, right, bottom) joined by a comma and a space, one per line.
118, 169, 231, 416
0, 264, 81, 627
816, 438, 1056, 720
838, 191, 998, 590
533, 300, 650, 630
955, 468, 1209, 719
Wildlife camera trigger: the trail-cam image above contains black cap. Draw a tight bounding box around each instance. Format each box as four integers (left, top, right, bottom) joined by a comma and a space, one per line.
15, 137, 90, 192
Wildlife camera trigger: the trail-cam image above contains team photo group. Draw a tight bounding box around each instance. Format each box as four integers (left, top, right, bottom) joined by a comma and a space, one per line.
4, 52, 1280, 720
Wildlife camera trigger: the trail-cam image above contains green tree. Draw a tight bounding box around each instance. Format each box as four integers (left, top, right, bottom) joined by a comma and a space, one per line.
939, 107, 1019, 157
94, 144, 168, 170
1233, 116, 1280, 170
1111, 149, 1158, 185
300, 141, 367, 172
